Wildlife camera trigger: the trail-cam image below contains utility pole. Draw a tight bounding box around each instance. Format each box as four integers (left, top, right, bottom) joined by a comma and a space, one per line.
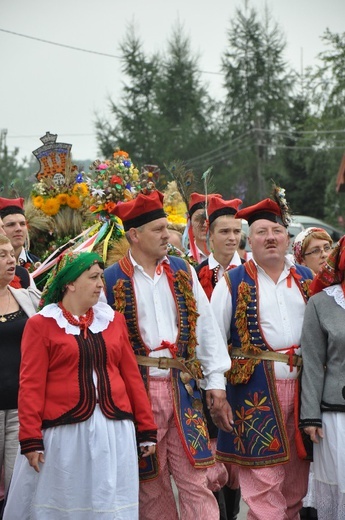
254, 119, 265, 200
0, 128, 8, 156
0, 129, 9, 195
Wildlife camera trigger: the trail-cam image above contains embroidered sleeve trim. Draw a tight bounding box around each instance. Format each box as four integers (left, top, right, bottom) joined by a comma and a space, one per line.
299, 418, 322, 429
137, 429, 158, 444
20, 438, 44, 454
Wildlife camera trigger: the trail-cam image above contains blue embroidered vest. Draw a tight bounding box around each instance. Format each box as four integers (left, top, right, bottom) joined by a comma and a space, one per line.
104, 254, 213, 480
216, 260, 312, 467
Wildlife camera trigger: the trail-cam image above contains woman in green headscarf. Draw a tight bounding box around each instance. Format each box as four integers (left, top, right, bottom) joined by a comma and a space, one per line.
3, 251, 157, 520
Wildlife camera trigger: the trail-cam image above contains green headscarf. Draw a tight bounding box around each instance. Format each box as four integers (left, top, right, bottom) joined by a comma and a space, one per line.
38, 251, 104, 310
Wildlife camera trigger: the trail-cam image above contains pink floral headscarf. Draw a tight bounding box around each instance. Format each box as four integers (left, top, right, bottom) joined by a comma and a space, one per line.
293, 227, 327, 264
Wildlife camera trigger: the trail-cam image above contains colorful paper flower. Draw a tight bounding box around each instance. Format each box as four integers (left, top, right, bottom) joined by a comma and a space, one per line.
87, 149, 156, 220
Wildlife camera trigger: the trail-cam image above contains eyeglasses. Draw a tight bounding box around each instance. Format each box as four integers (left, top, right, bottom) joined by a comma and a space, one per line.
3, 221, 27, 229
304, 245, 332, 257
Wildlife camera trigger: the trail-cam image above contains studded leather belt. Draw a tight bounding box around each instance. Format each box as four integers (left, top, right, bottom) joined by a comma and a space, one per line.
231, 348, 303, 368
136, 355, 196, 378
136, 355, 203, 411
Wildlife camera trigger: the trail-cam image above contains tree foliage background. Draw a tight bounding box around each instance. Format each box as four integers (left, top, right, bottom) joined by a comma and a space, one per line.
0, 131, 37, 199
95, 3, 345, 225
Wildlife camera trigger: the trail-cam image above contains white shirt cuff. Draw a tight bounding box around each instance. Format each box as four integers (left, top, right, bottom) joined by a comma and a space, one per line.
202, 373, 226, 391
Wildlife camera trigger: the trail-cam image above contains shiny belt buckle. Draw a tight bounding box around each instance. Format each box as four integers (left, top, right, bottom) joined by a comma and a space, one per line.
158, 357, 169, 370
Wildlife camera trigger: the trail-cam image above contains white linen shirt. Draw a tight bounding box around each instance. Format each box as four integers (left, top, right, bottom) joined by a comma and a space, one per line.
128, 251, 230, 389
187, 243, 209, 264
208, 251, 242, 281
211, 256, 307, 379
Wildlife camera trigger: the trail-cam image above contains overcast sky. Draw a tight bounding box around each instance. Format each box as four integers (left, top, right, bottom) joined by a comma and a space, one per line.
1, 0, 344, 165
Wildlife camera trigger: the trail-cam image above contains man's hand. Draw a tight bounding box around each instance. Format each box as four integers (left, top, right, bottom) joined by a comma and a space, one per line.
25, 451, 45, 473
206, 389, 234, 432
304, 426, 324, 443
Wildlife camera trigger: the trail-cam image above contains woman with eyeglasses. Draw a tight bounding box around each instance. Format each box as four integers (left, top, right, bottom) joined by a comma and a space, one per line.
299, 236, 345, 519
0, 234, 40, 512
293, 228, 333, 275
293, 228, 333, 520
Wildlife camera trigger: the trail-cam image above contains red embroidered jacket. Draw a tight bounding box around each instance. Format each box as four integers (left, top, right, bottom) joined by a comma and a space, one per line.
18, 311, 157, 453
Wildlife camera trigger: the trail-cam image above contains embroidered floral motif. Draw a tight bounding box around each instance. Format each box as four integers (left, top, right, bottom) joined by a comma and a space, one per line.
138, 458, 148, 470
301, 278, 312, 299
244, 392, 270, 414
185, 408, 198, 426
289, 267, 312, 301
184, 407, 211, 455
232, 390, 281, 456
234, 433, 245, 454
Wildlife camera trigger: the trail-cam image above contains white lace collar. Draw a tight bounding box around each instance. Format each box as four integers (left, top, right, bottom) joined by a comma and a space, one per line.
39, 301, 115, 335
323, 284, 345, 310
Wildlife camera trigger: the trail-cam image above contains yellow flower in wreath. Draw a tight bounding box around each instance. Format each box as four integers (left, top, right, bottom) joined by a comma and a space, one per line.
113, 150, 129, 159
41, 197, 60, 216
32, 195, 44, 209
72, 182, 89, 197
57, 193, 69, 205
67, 194, 82, 209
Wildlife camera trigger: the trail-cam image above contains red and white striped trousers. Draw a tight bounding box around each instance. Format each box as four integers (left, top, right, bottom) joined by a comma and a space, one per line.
139, 377, 220, 520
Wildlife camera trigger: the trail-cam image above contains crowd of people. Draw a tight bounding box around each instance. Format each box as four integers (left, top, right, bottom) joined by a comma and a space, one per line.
0, 187, 344, 520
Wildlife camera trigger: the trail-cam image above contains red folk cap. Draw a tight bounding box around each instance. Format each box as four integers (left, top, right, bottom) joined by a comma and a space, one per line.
111, 191, 166, 231
0, 197, 25, 219
188, 192, 223, 217
188, 193, 206, 217
208, 197, 243, 226
235, 198, 285, 227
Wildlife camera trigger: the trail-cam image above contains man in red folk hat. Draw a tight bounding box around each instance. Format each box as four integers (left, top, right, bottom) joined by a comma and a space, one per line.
195, 196, 243, 520
196, 196, 244, 300
211, 197, 313, 520
104, 190, 233, 520
0, 198, 40, 289
187, 192, 221, 264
